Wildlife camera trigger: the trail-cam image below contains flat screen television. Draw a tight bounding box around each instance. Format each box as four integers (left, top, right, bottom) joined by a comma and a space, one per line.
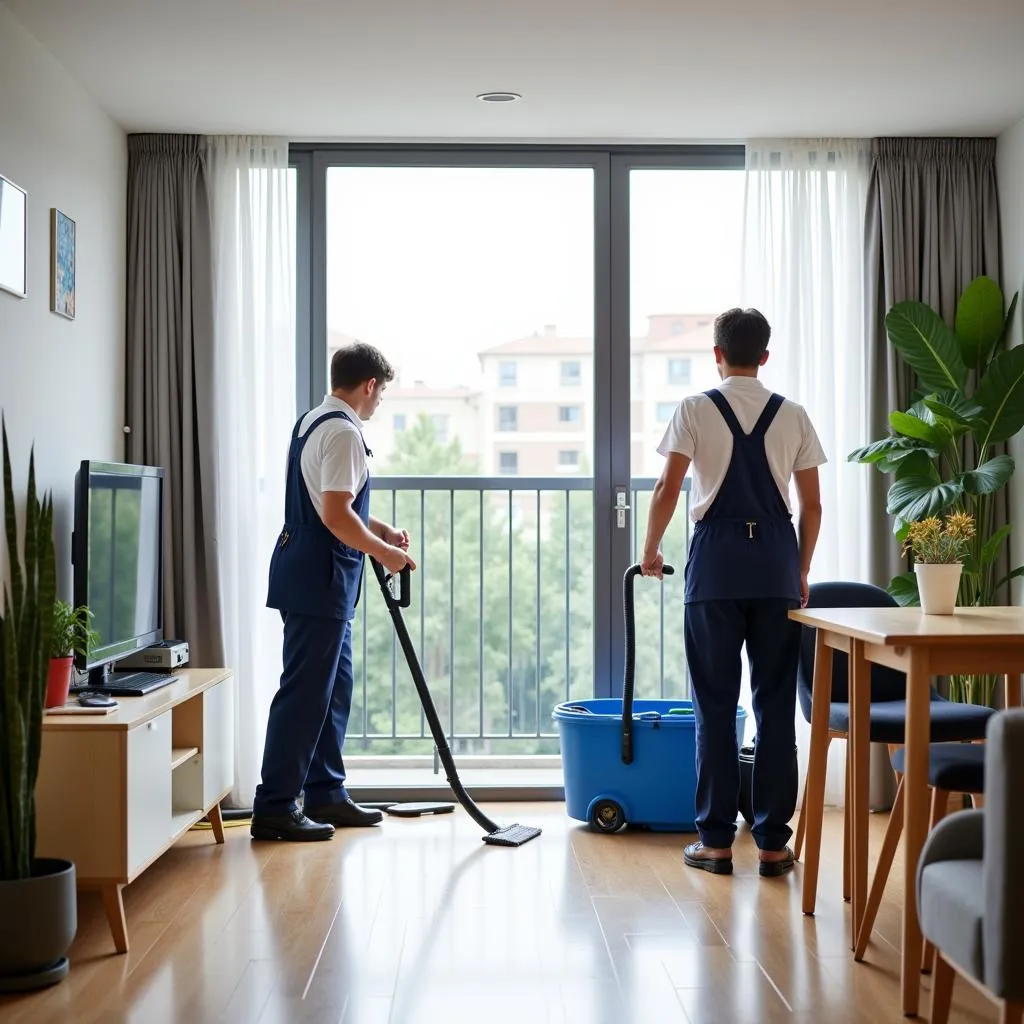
72, 460, 165, 685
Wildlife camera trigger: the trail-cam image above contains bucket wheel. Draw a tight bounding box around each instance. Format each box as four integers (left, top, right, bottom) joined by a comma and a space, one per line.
589, 799, 626, 834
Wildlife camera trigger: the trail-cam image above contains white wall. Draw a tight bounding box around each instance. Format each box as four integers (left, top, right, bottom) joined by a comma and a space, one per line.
0, 2, 126, 596
998, 117, 1024, 600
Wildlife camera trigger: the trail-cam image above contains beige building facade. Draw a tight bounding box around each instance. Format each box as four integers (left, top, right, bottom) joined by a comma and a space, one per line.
328, 314, 721, 476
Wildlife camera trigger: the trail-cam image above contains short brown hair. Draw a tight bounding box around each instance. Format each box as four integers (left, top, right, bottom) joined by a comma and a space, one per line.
330, 342, 395, 390
713, 308, 771, 368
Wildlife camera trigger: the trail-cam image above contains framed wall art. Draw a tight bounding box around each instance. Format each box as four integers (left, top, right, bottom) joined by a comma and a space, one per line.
50, 207, 75, 319
0, 173, 28, 299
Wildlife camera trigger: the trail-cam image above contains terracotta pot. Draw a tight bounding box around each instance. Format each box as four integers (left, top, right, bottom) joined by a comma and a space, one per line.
45, 657, 73, 709
915, 562, 963, 615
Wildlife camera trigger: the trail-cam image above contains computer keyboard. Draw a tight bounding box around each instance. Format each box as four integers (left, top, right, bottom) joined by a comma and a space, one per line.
71, 671, 174, 697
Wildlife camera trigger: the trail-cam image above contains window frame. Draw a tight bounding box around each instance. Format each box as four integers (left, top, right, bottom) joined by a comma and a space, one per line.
289, 142, 746, 718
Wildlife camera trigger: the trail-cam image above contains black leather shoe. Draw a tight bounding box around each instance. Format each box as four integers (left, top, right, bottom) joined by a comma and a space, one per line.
250, 809, 335, 841
303, 798, 383, 827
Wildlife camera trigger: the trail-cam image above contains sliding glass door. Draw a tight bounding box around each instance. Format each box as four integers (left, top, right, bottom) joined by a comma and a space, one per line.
291, 145, 744, 764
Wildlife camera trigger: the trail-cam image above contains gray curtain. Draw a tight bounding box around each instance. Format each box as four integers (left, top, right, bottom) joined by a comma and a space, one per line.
864, 137, 1002, 589
125, 134, 224, 666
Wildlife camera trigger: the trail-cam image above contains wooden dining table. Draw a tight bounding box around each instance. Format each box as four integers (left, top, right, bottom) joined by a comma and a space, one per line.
789, 605, 1024, 1018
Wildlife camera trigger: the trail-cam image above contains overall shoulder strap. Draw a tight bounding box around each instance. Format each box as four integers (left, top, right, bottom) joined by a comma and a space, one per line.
305, 409, 374, 458
331, 410, 373, 457
704, 389, 745, 437
751, 393, 786, 437
291, 411, 351, 460
305, 410, 350, 433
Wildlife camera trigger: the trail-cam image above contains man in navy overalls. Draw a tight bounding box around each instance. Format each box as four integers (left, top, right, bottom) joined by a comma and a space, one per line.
251, 343, 416, 841
641, 308, 824, 876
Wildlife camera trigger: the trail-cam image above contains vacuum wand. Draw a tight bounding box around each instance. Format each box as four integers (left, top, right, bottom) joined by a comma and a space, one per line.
369, 557, 542, 848
621, 562, 675, 765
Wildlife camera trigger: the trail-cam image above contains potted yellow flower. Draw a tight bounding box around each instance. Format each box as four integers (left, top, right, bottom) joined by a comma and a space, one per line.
903, 512, 976, 615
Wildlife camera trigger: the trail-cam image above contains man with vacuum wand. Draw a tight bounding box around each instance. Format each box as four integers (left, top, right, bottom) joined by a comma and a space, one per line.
640, 308, 824, 876
251, 343, 416, 842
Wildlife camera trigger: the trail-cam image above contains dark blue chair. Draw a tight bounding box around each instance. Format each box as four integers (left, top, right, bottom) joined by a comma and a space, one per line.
793, 582, 994, 904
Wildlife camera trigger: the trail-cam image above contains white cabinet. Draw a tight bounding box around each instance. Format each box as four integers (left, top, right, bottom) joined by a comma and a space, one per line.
35, 669, 235, 955
203, 675, 234, 805
127, 710, 172, 875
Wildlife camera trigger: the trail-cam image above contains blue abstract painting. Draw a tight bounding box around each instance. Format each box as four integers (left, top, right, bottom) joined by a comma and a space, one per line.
51, 208, 75, 319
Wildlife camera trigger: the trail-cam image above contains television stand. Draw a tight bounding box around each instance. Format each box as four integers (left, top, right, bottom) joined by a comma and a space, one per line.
34, 668, 235, 953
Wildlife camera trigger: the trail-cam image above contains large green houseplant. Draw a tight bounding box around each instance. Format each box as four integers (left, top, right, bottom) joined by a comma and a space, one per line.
849, 275, 1023, 706
0, 418, 77, 990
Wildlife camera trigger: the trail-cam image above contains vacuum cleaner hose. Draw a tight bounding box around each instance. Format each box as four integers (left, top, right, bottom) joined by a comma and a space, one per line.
621, 562, 674, 765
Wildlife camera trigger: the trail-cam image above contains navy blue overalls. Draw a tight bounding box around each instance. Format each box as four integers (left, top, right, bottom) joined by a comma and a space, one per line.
253, 409, 371, 818
682, 388, 802, 852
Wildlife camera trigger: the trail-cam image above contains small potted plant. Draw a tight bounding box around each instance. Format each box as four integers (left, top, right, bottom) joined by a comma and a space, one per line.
903, 512, 976, 615
47, 600, 97, 709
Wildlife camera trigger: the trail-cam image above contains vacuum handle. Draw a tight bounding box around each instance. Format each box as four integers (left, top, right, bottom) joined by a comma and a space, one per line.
621, 561, 675, 765
369, 557, 412, 608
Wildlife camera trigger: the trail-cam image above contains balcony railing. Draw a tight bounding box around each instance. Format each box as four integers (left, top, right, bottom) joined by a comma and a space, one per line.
348, 476, 692, 757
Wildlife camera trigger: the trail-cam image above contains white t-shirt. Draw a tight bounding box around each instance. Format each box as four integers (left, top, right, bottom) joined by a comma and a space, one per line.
295, 396, 370, 520
657, 376, 826, 521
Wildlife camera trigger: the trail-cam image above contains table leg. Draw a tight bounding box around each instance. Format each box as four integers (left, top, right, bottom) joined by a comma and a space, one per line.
850, 639, 870, 952
801, 629, 833, 916
901, 648, 931, 1017
101, 882, 129, 954
1006, 674, 1021, 710
208, 802, 226, 844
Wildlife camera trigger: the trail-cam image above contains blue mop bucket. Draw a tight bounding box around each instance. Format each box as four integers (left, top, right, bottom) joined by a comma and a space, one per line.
553, 564, 747, 833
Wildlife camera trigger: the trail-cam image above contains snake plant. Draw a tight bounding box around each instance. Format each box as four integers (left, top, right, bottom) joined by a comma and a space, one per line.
0, 417, 56, 881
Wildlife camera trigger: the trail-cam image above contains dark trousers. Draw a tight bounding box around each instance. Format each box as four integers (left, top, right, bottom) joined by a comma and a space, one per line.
252, 612, 355, 818
684, 599, 800, 851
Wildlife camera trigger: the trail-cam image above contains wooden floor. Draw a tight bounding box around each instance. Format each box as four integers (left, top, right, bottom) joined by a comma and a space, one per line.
0, 804, 998, 1024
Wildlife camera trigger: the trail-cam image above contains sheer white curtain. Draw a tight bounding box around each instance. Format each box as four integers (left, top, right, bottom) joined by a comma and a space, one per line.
207, 136, 296, 807
740, 139, 873, 805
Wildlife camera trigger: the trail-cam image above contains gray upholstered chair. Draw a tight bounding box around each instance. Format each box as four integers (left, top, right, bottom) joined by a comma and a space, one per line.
916, 708, 1024, 1024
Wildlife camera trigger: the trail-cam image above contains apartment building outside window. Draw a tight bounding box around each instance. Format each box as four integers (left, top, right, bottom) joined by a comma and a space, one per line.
558, 405, 581, 423
656, 401, 676, 422
498, 360, 517, 387
498, 451, 518, 474
558, 450, 580, 469
393, 413, 406, 432
498, 405, 518, 431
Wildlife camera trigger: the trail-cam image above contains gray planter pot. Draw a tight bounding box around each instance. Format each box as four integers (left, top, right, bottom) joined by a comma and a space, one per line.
0, 858, 77, 992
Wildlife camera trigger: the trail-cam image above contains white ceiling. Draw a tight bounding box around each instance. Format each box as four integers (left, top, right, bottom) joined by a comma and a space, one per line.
6, 0, 1024, 140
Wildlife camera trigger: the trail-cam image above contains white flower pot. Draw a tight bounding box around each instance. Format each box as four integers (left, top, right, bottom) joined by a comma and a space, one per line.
915, 562, 963, 615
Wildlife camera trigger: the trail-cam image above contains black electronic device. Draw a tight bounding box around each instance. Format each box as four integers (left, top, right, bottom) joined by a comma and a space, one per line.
72, 460, 166, 692
71, 670, 174, 697
77, 692, 117, 708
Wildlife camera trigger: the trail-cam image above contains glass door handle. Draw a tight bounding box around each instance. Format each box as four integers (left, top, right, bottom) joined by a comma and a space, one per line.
615, 491, 630, 528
